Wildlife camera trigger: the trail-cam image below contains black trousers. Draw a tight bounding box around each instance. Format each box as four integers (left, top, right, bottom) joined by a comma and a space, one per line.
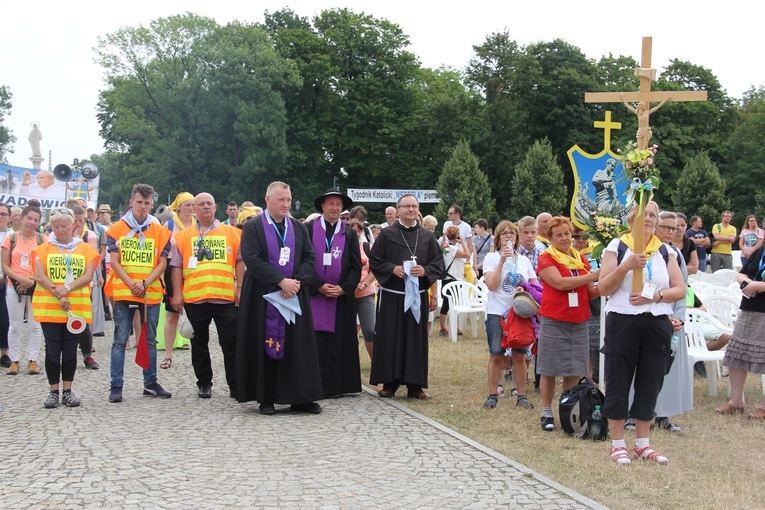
184, 302, 238, 392
42, 323, 80, 385
601, 312, 673, 422
0, 283, 8, 351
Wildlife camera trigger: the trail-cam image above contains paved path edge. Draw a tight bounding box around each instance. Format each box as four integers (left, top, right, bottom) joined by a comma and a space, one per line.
361, 386, 609, 510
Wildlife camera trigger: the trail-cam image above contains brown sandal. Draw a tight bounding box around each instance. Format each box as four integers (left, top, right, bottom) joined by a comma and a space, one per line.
715, 403, 744, 415
747, 407, 765, 420
160, 358, 173, 369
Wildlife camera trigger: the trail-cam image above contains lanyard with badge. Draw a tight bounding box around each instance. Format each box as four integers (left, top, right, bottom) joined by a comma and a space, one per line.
323, 224, 337, 267
58, 247, 75, 285
568, 269, 580, 307
265, 211, 290, 266
640, 256, 657, 300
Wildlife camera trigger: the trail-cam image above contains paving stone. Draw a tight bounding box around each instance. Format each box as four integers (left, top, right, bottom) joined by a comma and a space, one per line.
0, 321, 606, 509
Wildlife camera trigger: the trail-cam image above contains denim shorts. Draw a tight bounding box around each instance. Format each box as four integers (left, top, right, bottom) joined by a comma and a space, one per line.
486, 314, 531, 357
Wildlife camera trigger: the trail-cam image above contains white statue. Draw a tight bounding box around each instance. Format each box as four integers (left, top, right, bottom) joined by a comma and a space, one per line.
29, 122, 43, 158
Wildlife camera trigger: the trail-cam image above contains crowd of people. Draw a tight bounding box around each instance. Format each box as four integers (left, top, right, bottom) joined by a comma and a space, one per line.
2, 186, 765, 467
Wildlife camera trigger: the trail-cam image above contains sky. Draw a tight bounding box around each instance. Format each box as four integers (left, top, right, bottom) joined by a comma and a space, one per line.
2, 0, 761, 170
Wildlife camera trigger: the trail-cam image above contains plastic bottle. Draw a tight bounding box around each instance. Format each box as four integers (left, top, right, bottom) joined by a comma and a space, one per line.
671, 335, 680, 355
590, 405, 602, 439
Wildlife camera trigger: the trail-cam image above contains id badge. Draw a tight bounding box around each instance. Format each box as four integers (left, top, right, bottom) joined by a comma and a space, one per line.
568, 292, 579, 307
64, 271, 75, 286
279, 247, 291, 267
20, 254, 30, 269
641, 281, 657, 300
188, 256, 198, 269
323, 252, 332, 266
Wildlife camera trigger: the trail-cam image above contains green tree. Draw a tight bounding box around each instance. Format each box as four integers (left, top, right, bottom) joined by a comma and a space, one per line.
434, 140, 495, 225
0, 85, 15, 164
672, 152, 729, 228
724, 87, 765, 218
95, 14, 296, 204
508, 139, 567, 220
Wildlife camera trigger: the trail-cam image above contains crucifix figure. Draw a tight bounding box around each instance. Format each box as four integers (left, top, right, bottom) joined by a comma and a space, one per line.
584, 36, 707, 289
585, 36, 707, 148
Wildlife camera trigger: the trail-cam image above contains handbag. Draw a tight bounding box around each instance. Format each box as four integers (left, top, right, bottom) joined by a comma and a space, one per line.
10, 277, 36, 297
178, 309, 194, 339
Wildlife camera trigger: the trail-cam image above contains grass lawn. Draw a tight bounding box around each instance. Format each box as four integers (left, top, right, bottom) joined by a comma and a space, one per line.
360, 332, 765, 510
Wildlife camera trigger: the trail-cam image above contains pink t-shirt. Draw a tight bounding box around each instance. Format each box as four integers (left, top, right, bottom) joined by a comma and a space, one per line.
1, 233, 49, 278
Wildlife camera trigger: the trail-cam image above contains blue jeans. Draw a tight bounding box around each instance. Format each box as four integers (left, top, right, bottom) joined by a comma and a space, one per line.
110, 301, 159, 388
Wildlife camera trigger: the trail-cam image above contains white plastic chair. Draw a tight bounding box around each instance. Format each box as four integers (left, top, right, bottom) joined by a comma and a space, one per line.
702, 294, 740, 329
713, 268, 740, 285
441, 281, 485, 342
689, 281, 713, 299
685, 309, 728, 397
702, 286, 741, 301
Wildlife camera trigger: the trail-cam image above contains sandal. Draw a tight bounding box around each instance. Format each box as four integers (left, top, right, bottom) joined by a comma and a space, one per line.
747, 407, 765, 420
160, 358, 173, 369
483, 395, 498, 409
715, 402, 744, 415
633, 445, 668, 465
610, 446, 631, 466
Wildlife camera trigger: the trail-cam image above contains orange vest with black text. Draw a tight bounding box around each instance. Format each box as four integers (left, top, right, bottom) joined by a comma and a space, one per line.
105, 221, 172, 304
174, 223, 241, 303
31, 242, 100, 324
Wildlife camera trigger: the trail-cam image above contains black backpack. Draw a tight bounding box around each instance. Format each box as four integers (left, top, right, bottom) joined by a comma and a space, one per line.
559, 377, 608, 441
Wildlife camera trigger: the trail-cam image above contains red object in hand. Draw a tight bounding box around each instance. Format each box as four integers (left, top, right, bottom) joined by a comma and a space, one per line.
135, 305, 150, 370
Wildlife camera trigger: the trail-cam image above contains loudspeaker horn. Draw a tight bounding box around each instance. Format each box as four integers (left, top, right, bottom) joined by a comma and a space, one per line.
53, 164, 72, 182
80, 161, 99, 180
155, 205, 174, 224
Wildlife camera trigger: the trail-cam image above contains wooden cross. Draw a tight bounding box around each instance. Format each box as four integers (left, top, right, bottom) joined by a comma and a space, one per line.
584, 37, 708, 290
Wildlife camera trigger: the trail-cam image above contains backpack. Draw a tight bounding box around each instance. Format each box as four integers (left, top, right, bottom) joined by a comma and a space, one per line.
500, 308, 535, 350
559, 377, 609, 441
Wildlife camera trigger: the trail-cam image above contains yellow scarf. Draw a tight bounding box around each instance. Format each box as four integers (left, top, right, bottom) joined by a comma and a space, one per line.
536, 235, 549, 247
168, 192, 195, 211
544, 245, 586, 271
619, 233, 663, 255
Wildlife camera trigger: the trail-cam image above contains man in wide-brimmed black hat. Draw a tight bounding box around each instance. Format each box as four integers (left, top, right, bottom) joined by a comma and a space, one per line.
305, 188, 362, 397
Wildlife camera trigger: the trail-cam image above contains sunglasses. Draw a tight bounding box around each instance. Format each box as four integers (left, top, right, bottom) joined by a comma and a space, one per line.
50, 208, 74, 217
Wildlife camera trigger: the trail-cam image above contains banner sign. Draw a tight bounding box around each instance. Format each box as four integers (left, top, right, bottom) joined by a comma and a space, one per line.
0, 164, 100, 212
347, 188, 440, 204
568, 146, 631, 229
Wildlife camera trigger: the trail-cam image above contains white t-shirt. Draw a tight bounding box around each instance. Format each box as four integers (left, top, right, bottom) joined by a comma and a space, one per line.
603, 238, 675, 316
442, 245, 465, 281
443, 220, 472, 242
482, 252, 536, 315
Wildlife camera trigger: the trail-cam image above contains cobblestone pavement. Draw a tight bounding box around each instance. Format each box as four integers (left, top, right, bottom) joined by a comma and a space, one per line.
1, 321, 606, 509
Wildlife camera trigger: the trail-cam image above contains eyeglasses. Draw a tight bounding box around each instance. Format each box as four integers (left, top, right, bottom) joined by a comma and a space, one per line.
399, 204, 418, 209
658, 225, 678, 233
0, 213, 8, 218
499, 231, 515, 236
572, 234, 589, 240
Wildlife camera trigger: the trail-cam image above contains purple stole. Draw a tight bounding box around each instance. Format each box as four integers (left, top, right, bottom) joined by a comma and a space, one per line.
263, 215, 296, 360
310, 219, 345, 332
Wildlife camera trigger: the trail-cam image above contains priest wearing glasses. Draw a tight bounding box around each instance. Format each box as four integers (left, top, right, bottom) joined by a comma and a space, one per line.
369, 194, 444, 399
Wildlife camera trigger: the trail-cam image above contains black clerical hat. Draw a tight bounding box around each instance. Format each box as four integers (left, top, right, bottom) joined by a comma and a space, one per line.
314, 188, 353, 212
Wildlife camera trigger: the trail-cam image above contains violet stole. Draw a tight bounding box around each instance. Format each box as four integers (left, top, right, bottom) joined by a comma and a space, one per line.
263, 217, 296, 360
310, 219, 344, 332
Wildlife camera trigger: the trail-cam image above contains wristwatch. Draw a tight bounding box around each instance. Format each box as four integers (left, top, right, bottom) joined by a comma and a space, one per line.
656, 290, 663, 302
65, 284, 71, 293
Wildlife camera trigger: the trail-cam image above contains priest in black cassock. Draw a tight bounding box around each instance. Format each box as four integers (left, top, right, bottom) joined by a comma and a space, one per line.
236, 181, 324, 415
369, 194, 444, 399
306, 189, 362, 397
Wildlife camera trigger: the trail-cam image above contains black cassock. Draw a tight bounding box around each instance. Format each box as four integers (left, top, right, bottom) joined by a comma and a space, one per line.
236, 215, 323, 405
305, 219, 362, 396
369, 221, 444, 388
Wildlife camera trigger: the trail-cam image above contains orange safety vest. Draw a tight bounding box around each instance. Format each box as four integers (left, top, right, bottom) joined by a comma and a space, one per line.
174, 223, 241, 303
32, 242, 100, 324
105, 220, 172, 304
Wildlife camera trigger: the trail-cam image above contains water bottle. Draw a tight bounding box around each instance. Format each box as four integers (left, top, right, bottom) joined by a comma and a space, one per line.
590, 405, 602, 439
671, 335, 680, 355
